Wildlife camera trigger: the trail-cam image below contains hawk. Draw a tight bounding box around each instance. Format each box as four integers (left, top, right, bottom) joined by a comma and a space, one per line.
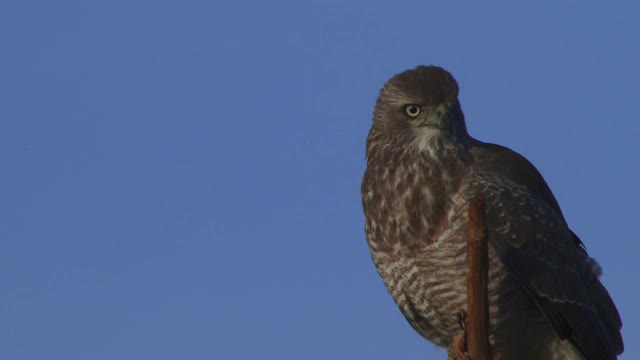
361, 66, 623, 360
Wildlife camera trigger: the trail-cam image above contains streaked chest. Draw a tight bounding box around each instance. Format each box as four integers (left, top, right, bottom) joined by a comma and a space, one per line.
362, 150, 468, 252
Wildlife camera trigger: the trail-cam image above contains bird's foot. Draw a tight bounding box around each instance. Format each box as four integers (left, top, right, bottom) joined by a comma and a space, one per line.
448, 332, 471, 360
448, 309, 500, 360
449, 310, 470, 360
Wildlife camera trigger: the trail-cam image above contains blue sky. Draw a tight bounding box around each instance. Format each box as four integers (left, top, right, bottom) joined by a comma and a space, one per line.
1, 1, 638, 359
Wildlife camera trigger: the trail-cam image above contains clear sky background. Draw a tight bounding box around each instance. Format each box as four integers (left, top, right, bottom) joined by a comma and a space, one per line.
1, 1, 638, 359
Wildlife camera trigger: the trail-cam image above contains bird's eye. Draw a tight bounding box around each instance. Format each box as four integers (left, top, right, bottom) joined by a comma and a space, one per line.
404, 105, 421, 117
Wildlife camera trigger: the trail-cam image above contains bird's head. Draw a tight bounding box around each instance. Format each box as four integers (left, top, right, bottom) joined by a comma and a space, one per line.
371, 65, 469, 152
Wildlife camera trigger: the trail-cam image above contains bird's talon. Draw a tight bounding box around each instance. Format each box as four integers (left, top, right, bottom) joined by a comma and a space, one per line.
457, 309, 467, 330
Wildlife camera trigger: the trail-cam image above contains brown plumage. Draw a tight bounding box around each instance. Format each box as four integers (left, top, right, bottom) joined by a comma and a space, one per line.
361, 65, 623, 360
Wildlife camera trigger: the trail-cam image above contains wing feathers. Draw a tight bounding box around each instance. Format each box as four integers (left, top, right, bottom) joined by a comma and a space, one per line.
470, 168, 623, 360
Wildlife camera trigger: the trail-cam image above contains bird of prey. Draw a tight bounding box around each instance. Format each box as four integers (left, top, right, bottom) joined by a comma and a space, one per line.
361, 66, 623, 360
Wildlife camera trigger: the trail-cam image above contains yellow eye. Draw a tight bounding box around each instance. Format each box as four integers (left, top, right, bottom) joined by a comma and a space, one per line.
404, 104, 421, 117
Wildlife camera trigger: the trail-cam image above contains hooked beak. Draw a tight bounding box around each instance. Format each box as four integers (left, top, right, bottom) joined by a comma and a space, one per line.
419, 104, 452, 129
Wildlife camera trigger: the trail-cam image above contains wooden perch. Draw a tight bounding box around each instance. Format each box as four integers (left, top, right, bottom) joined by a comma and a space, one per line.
449, 194, 498, 360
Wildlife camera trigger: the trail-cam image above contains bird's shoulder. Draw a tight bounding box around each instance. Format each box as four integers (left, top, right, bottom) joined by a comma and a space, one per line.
467, 139, 565, 222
